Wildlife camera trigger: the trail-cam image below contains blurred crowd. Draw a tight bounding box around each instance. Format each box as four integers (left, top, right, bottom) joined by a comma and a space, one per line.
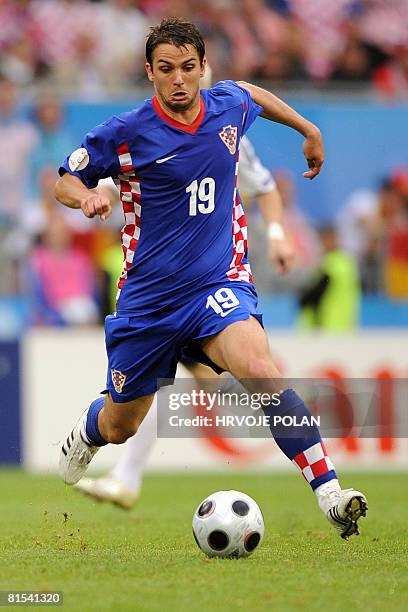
0, 0, 408, 332
1, 68, 408, 332
1, 0, 408, 97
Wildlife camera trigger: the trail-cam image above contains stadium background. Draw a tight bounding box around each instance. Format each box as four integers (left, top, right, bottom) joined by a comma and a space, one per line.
1, 2, 408, 610
1, 0, 407, 471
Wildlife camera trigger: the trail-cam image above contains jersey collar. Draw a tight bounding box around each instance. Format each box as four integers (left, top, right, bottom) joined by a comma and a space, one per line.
152, 95, 205, 135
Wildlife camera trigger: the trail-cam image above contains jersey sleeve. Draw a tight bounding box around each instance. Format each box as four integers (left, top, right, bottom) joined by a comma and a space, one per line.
231, 81, 264, 135
238, 136, 276, 198
58, 121, 120, 189
211, 80, 264, 135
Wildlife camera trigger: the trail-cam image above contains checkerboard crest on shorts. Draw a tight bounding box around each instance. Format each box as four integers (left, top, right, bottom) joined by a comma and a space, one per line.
111, 369, 127, 393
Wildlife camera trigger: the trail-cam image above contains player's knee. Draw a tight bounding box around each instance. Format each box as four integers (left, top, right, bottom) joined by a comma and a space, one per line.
105, 423, 138, 444
245, 358, 281, 382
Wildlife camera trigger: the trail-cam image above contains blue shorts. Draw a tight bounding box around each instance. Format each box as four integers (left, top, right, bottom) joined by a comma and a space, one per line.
104, 282, 263, 402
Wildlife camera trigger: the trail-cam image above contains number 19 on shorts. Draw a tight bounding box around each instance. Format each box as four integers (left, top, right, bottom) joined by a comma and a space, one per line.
186, 177, 215, 216
206, 288, 240, 317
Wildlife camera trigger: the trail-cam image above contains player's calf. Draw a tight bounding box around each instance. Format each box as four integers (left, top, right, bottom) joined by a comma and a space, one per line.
97, 393, 154, 444
102, 424, 137, 445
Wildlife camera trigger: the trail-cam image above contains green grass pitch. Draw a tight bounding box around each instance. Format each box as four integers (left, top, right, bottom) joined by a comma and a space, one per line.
1, 470, 407, 611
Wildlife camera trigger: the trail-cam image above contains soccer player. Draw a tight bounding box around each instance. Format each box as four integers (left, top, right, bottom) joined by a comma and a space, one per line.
55, 18, 367, 539
73, 135, 290, 508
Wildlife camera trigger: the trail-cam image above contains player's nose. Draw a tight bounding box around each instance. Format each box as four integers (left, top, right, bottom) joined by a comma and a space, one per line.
173, 69, 185, 86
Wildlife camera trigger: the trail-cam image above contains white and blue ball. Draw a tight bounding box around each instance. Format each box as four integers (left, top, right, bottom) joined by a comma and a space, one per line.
192, 490, 264, 558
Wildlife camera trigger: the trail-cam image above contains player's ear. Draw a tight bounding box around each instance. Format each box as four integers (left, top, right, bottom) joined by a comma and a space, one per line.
200, 57, 207, 80
145, 62, 154, 82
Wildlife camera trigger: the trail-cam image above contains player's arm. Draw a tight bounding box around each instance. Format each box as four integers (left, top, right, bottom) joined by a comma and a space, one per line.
238, 137, 294, 272
256, 189, 294, 273
55, 173, 112, 221
56, 122, 119, 221
236, 81, 324, 180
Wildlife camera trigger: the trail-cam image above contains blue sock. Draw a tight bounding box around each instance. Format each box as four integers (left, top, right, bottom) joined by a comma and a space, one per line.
85, 397, 108, 446
262, 388, 337, 490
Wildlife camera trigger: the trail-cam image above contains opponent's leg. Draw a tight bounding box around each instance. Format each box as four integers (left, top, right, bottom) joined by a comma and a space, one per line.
110, 397, 157, 493
201, 317, 368, 539
59, 392, 154, 485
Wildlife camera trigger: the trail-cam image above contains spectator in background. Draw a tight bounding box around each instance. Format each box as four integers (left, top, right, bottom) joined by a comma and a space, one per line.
256, 18, 306, 82
0, 76, 38, 225
261, 169, 320, 292
30, 94, 72, 195
0, 0, 38, 52
357, 0, 408, 57
137, 0, 169, 17
374, 46, 408, 99
25, 165, 113, 265
51, 31, 107, 99
15, 165, 113, 286
356, 0, 408, 98
17, 166, 68, 257
27, 211, 99, 326
331, 31, 388, 85
336, 176, 408, 294
266, 0, 291, 12
381, 169, 408, 299
286, 0, 360, 80
336, 183, 382, 293
160, 0, 194, 19
298, 226, 361, 332
30, 0, 98, 72
199, 0, 261, 81
0, 76, 38, 293
0, 33, 48, 90
2, 0, 406, 92
239, 0, 302, 82
97, 0, 151, 88
274, 169, 320, 269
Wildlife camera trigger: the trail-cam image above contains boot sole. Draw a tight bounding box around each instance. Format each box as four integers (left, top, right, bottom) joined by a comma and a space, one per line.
341, 496, 368, 540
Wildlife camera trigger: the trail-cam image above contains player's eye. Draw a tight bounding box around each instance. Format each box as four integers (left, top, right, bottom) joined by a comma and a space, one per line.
184, 65, 195, 71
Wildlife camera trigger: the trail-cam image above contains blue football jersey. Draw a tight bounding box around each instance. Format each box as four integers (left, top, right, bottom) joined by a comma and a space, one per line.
60, 80, 263, 314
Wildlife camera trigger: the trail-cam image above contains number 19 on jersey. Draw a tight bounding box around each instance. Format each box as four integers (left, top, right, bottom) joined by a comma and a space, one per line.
186, 177, 215, 216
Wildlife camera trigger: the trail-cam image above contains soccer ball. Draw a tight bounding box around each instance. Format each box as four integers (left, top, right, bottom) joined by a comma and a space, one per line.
192, 490, 264, 558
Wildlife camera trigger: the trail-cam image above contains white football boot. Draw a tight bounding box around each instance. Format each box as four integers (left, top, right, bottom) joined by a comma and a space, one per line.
59, 421, 100, 485
316, 481, 368, 540
74, 476, 139, 510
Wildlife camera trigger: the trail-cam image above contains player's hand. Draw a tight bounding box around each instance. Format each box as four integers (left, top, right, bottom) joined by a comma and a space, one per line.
80, 193, 112, 221
302, 128, 324, 180
269, 237, 295, 274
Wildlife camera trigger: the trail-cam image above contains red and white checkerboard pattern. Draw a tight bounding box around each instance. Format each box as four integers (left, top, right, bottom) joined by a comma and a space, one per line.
117, 142, 134, 173
292, 442, 335, 484
115, 143, 141, 303
227, 155, 253, 284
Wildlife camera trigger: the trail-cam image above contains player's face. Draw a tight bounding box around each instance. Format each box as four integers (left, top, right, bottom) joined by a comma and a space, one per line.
146, 43, 205, 113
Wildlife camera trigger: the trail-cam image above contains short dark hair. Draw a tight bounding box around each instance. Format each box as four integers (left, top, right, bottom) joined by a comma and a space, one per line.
146, 18, 205, 67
